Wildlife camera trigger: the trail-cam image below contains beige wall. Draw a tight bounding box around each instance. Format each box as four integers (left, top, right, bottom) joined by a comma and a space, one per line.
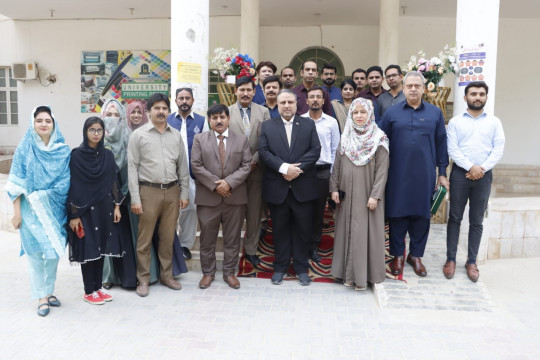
0, 15, 538, 165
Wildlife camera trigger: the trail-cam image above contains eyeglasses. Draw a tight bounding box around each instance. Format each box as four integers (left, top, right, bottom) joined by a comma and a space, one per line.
386, 74, 401, 79
88, 128, 104, 135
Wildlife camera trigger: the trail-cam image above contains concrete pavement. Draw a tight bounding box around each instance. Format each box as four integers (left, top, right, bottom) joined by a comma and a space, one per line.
1, 227, 539, 360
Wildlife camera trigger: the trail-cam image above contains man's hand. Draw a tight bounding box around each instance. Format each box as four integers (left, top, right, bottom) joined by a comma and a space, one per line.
215, 180, 232, 197
283, 163, 302, 181
250, 161, 258, 172
179, 199, 189, 209
437, 175, 450, 191
466, 165, 485, 180
131, 204, 143, 215
367, 197, 378, 211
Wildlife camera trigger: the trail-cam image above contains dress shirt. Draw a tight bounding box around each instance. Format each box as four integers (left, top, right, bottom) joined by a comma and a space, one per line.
264, 102, 280, 119
127, 121, 190, 204
358, 88, 387, 103
237, 102, 251, 120
301, 111, 340, 169
278, 118, 295, 174
377, 89, 405, 116
293, 83, 333, 116
214, 128, 229, 149
323, 85, 342, 102
447, 111, 505, 172
253, 84, 265, 105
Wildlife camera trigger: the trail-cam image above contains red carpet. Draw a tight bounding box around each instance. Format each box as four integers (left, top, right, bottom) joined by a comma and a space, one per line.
237, 211, 402, 281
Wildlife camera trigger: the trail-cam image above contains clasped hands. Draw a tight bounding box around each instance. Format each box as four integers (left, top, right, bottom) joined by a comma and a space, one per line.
283, 163, 303, 181
215, 179, 232, 197
465, 165, 485, 181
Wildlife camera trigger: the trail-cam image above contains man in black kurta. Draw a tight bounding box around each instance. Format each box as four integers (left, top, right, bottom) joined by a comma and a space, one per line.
379, 71, 449, 277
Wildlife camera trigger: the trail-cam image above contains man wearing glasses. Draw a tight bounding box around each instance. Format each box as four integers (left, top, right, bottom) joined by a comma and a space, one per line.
377, 65, 406, 117
379, 71, 449, 278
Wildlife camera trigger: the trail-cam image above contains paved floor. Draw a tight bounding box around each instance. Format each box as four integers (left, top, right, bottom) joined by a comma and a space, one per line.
1, 227, 539, 360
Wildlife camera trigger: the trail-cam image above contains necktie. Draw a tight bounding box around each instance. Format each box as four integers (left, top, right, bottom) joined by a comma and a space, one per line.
284, 121, 292, 147
218, 134, 225, 177
242, 108, 250, 137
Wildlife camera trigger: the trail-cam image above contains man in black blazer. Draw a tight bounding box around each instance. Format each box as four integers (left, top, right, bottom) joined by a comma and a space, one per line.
258, 89, 321, 286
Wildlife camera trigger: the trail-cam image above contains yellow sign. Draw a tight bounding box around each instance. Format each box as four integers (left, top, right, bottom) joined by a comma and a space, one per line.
177, 62, 202, 84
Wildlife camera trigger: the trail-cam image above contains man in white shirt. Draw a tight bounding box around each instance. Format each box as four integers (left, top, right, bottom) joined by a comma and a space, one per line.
301, 86, 340, 262
444, 81, 505, 282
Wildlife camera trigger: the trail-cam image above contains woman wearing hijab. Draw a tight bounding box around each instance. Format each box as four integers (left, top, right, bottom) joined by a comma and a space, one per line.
68, 116, 125, 305
329, 98, 389, 291
126, 101, 148, 131
6, 106, 71, 316
331, 79, 357, 132
100, 99, 138, 289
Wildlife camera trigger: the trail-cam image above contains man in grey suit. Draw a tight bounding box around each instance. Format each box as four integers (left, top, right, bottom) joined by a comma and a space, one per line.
191, 104, 252, 289
228, 76, 271, 267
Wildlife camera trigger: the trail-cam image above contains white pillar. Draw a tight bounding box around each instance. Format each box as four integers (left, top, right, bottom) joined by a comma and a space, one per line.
453, 0, 500, 116
378, 0, 400, 69
170, 0, 209, 115
240, 0, 259, 62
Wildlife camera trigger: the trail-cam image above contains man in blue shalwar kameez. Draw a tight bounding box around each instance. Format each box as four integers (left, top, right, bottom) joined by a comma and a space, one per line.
379, 71, 449, 277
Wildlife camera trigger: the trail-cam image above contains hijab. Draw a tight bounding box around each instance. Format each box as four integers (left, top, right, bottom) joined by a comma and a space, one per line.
339, 98, 389, 166
101, 99, 130, 169
68, 117, 119, 219
126, 101, 149, 130
5, 106, 71, 258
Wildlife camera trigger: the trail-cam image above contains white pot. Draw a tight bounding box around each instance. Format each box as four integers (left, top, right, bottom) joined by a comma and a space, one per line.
226, 75, 236, 84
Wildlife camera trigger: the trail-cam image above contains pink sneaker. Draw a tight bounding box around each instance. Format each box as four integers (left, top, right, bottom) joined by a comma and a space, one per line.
97, 289, 113, 302
83, 291, 105, 305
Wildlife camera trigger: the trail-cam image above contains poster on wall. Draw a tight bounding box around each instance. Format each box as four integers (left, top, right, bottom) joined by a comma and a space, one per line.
457, 44, 486, 86
80, 50, 171, 113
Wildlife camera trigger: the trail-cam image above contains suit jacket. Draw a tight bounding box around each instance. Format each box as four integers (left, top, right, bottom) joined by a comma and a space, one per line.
191, 130, 252, 207
258, 115, 321, 205
228, 102, 271, 181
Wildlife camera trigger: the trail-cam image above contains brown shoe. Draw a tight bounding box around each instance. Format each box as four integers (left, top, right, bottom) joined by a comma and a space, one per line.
160, 278, 182, 290
443, 260, 456, 279
136, 282, 149, 297
465, 263, 479, 282
406, 254, 427, 277
199, 275, 215, 289
223, 275, 240, 289
390, 256, 404, 275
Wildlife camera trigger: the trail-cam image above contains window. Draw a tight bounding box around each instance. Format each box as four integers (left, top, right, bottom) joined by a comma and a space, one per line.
289, 46, 346, 87
0, 67, 18, 125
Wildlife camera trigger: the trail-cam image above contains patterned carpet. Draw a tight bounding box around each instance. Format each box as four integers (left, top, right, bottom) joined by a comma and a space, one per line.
237, 211, 403, 282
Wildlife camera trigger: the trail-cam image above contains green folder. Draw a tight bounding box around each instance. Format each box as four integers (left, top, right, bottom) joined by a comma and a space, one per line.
431, 185, 447, 215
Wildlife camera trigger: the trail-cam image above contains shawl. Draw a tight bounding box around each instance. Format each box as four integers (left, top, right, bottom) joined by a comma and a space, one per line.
101, 99, 130, 169
339, 98, 389, 166
68, 118, 122, 219
126, 101, 149, 130
5, 106, 71, 259
331, 99, 351, 131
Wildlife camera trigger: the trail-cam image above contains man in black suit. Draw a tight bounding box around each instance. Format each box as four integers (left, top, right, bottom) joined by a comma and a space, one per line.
258, 89, 321, 286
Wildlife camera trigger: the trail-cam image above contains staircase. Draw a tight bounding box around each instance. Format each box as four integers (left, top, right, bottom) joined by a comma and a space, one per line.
492, 164, 540, 197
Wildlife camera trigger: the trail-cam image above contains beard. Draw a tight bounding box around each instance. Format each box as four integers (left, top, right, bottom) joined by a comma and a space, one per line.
322, 78, 335, 86
467, 99, 486, 111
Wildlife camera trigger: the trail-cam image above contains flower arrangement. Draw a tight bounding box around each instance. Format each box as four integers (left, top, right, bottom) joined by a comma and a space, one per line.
405, 45, 458, 92
210, 47, 256, 81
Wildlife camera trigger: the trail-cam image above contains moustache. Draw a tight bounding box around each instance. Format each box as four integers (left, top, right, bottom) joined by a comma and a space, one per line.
215, 123, 224, 127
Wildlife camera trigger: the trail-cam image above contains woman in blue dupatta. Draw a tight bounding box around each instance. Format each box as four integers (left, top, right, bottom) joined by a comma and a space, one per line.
5, 106, 71, 317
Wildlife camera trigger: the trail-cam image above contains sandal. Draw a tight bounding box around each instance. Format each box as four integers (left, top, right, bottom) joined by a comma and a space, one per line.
47, 295, 61, 307
344, 281, 354, 287
37, 303, 50, 317
354, 285, 367, 291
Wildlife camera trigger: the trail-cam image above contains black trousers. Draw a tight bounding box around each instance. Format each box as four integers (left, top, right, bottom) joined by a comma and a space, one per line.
389, 216, 431, 258
268, 190, 314, 274
446, 165, 492, 263
81, 257, 105, 295
310, 166, 331, 251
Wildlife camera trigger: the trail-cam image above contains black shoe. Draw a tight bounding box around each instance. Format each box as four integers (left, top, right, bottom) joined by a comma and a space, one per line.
310, 250, 322, 263
245, 254, 261, 266
298, 273, 311, 286
181, 247, 192, 259
102, 283, 113, 290
271, 272, 285, 285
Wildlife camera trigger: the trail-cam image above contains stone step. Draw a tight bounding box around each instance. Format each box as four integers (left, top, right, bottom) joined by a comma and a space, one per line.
494, 183, 540, 194
494, 175, 540, 185
493, 169, 540, 177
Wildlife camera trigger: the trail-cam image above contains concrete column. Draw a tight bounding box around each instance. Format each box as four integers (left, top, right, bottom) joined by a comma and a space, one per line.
378, 0, 400, 69
453, 0, 500, 116
170, 0, 209, 115
240, 0, 259, 62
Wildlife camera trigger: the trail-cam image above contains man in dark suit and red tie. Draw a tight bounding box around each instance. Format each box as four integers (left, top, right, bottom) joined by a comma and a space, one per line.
258, 89, 321, 286
191, 104, 252, 290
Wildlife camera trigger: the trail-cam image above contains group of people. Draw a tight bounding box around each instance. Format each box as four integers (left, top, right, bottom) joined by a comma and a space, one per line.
7, 58, 505, 317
